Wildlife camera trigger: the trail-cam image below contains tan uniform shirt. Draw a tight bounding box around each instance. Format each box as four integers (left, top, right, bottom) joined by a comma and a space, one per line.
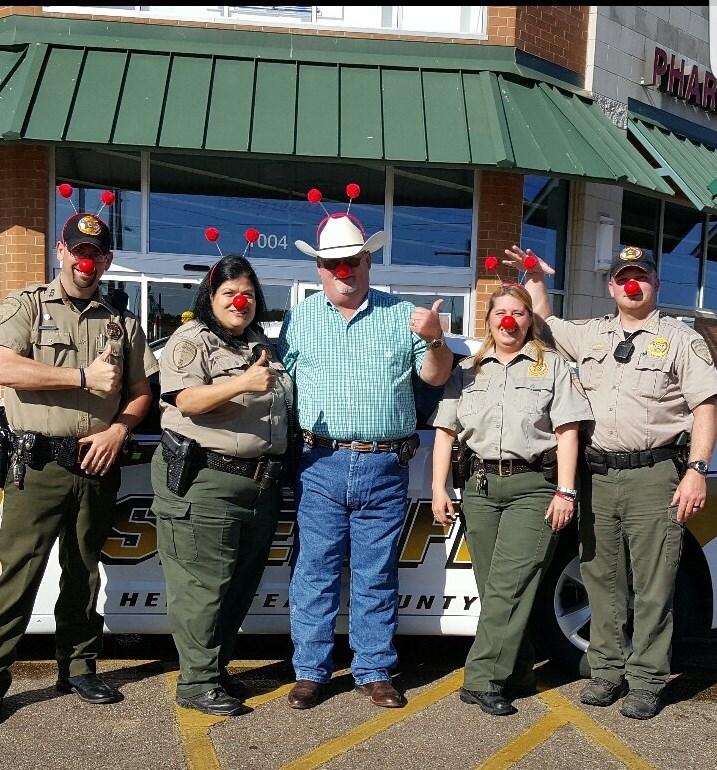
0, 277, 158, 437
431, 343, 593, 463
159, 320, 293, 458
547, 310, 717, 452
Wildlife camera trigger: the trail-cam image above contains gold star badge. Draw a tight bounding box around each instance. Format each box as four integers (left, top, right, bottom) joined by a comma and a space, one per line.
619, 246, 643, 261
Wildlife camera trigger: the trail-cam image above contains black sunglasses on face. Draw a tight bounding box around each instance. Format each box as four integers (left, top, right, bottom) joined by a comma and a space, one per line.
316, 255, 363, 270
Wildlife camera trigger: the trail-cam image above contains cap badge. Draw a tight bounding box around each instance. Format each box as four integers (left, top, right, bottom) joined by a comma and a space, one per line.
528, 362, 547, 377
647, 337, 670, 357
619, 246, 643, 261
78, 216, 102, 236
106, 321, 123, 340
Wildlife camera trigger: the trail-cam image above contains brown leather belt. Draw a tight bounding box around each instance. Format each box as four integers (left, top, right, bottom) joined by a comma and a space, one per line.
302, 430, 407, 453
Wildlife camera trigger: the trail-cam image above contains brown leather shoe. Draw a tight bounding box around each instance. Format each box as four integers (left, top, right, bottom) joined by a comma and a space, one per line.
355, 680, 406, 708
287, 680, 323, 710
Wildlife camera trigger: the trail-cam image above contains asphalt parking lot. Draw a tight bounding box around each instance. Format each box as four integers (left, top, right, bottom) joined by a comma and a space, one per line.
1, 634, 716, 770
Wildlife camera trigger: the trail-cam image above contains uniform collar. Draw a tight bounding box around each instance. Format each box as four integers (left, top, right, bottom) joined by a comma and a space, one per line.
603, 308, 660, 335
482, 340, 540, 364
42, 275, 114, 313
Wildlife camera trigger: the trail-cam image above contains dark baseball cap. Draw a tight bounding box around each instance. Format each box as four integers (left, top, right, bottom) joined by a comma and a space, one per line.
609, 246, 657, 278
62, 213, 112, 253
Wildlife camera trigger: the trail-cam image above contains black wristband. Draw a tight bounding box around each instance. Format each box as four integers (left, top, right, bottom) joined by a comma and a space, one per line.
79, 367, 86, 390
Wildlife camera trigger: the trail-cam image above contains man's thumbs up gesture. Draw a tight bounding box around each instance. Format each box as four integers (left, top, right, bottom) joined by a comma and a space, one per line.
84, 344, 121, 394
409, 298, 445, 342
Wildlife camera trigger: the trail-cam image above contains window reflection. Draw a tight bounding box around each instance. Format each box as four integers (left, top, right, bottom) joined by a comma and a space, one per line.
619, 191, 659, 260
149, 155, 385, 260
55, 148, 141, 252
391, 168, 473, 267
659, 203, 702, 308
521, 175, 568, 292
704, 218, 717, 311
103, 280, 141, 317
393, 292, 464, 335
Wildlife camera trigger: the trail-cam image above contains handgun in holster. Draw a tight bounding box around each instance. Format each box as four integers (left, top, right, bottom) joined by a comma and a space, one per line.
451, 441, 472, 489
258, 458, 285, 491
673, 430, 691, 478
160, 429, 197, 496
541, 446, 558, 483
584, 444, 608, 475
12, 431, 38, 489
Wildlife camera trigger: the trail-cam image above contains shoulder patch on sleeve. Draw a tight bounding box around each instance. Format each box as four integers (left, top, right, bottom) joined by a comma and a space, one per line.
691, 338, 714, 365
0, 297, 22, 325
172, 340, 198, 370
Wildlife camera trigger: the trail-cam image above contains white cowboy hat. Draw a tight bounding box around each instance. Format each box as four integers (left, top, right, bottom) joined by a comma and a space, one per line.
295, 214, 384, 260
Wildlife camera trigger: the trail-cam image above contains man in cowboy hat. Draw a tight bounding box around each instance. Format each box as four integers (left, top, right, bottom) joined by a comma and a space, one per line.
504, 243, 717, 720
278, 210, 453, 709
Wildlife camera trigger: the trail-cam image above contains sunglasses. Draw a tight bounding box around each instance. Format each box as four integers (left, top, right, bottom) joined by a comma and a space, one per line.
316, 255, 364, 270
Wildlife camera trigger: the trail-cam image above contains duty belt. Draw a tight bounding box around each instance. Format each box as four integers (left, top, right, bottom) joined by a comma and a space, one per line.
471, 456, 543, 476
12, 432, 79, 468
585, 444, 678, 471
302, 429, 411, 453
160, 438, 275, 480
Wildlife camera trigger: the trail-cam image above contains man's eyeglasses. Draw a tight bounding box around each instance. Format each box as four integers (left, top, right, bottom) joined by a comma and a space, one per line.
67, 248, 110, 264
316, 255, 363, 270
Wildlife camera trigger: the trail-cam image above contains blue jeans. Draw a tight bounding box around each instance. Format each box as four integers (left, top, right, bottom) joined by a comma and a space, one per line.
289, 444, 410, 685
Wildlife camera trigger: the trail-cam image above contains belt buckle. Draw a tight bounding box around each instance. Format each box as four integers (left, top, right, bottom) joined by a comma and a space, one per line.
498, 459, 513, 477
615, 452, 629, 470
350, 440, 363, 452
303, 431, 314, 448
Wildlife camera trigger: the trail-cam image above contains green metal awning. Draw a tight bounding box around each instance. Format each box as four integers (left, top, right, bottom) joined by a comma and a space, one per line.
0, 38, 671, 193
628, 118, 717, 212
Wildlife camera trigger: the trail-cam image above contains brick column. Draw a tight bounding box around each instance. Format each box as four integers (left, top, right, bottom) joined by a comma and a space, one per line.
474, 171, 524, 337
0, 144, 49, 298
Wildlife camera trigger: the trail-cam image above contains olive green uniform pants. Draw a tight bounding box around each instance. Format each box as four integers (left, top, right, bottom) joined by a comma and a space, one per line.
579, 461, 683, 694
151, 450, 280, 699
0, 462, 121, 698
462, 470, 557, 693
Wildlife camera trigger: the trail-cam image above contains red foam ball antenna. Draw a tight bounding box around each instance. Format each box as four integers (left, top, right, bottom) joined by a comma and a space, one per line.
499, 315, 517, 331
204, 227, 220, 243
345, 182, 361, 200
244, 227, 260, 244
523, 255, 538, 270
232, 294, 249, 310
307, 188, 323, 204
77, 258, 95, 274
334, 264, 351, 279
100, 190, 115, 206
485, 256, 499, 271
58, 183, 74, 199
624, 279, 641, 296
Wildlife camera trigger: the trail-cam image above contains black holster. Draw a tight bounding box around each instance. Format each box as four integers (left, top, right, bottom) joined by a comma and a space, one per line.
673, 430, 690, 479
451, 441, 472, 489
584, 444, 608, 476
258, 458, 285, 491
541, 446, 558, 483
161, 429, 197, 496
397, 433, 420, 467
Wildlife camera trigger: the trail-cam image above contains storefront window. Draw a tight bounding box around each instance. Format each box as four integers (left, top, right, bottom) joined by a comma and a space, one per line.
659, 203, 702, 308
55, 148, 141, 252
393, 292, 465, 335
102, 280, 142, 316
619, 191, 660, 260
147, 282, 199, 344
521, 176, 568, 293
149, 155, 385, 260
391, 168, 473, 267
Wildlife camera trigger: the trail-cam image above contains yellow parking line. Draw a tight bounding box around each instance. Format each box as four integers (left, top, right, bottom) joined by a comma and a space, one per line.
539, 690, 660, 770
279, 669, 464, 770
475, 712, 566, 770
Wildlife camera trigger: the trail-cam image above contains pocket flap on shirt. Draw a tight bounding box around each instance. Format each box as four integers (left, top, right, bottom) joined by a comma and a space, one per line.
463, 377, 490, 393
513, 376, 552, 391
34, 330, 72, 347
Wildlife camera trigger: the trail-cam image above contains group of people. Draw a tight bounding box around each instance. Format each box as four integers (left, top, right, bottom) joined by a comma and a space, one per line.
0, 193, 715, 727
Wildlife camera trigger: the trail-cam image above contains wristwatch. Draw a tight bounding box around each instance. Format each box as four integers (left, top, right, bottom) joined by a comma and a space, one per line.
686, 460, 709, 476
428, 335, 446, 351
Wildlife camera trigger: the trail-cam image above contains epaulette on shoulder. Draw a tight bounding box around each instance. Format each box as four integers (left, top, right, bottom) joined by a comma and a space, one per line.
174, 319, 206, 340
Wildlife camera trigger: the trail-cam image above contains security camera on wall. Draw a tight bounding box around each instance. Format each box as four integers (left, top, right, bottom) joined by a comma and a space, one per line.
595, 216, 614, 273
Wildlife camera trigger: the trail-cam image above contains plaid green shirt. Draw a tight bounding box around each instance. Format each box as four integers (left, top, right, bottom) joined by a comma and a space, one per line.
277, 289, 427, 441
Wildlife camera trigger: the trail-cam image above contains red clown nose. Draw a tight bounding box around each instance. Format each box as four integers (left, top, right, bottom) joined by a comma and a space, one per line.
624, 279, 641, 297
499, 315, 517, 331
334, 264, 351, 279
232, 294, 249, 310
77, 258, 95, 274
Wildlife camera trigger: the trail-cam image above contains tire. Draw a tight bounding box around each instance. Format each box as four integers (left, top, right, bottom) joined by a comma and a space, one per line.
531, 527, 712, 678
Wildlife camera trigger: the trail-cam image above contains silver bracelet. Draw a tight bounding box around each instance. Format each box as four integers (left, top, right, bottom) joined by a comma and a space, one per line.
556, 485, 577, 499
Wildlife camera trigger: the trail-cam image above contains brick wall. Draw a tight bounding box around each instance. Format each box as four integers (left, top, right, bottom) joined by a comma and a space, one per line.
0, 145, 49, 297
474, 172, 524, 337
